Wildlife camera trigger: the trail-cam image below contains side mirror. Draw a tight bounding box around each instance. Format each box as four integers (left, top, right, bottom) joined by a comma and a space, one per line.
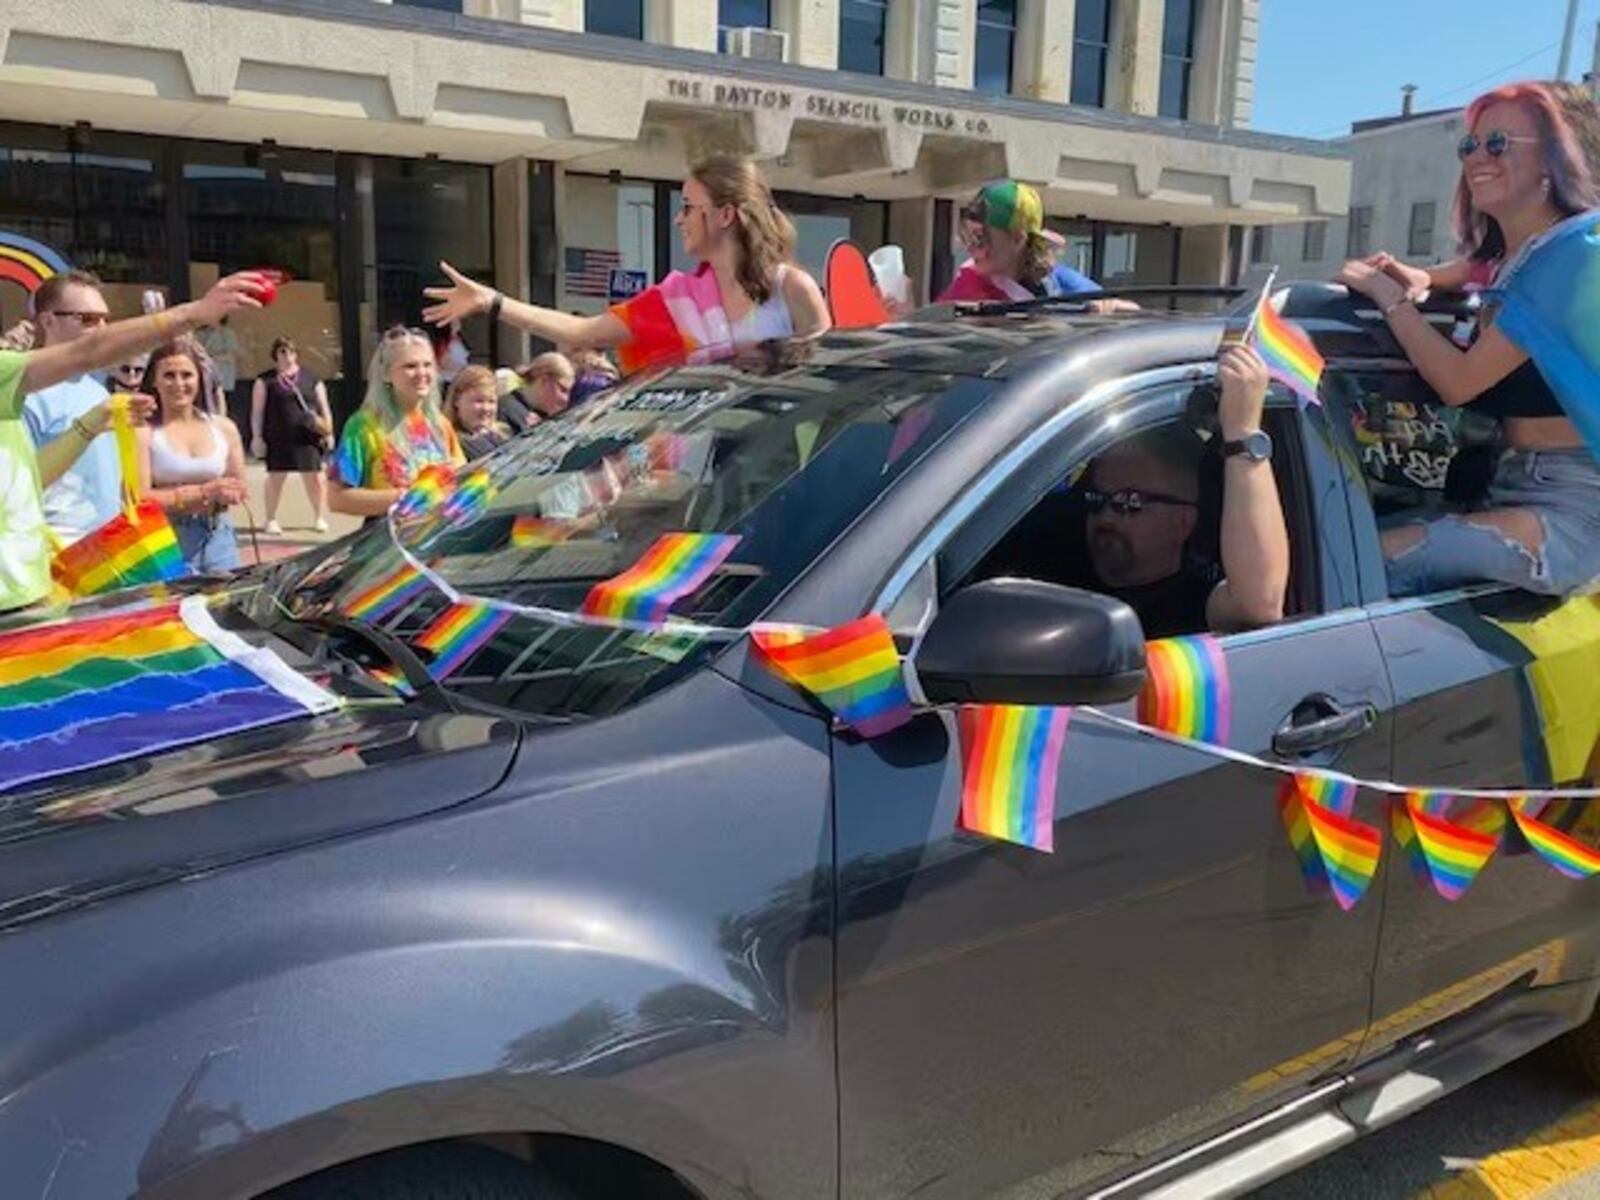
915, 578, 1147, 707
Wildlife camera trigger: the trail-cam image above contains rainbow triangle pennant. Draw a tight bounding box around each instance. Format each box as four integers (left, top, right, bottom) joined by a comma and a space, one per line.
750, 614, 914, 738
955, 704, 1071, 852
341, 563, 430, 624
415, 602, 514, 680
1508, 795, 1600, 880
1278, 773, 1382, 911
581, 532, 741, 626
1251, 294, 1325, 406
1138, 635, 1231, 746
1390, 791, 1503, 901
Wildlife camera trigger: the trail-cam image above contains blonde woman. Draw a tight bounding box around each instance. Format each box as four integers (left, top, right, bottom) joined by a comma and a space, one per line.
424, 157, 830, 372
327, 327, 464, 518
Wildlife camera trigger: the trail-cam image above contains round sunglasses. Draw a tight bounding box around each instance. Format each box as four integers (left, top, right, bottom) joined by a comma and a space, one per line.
1457, 130, 1540, 160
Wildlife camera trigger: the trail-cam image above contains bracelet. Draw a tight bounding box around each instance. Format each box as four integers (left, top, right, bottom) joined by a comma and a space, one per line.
70, 416, 96, 442
488, 292, 504, 324
150, 310, 176, 341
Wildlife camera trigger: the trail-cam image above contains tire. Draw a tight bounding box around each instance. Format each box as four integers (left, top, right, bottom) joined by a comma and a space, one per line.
264, 1142, 578, 1200
1559, 1008, 1600, 1090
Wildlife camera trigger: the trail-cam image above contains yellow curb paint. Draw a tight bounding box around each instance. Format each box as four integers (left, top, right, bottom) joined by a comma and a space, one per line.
1413, 1100, 1600, 1199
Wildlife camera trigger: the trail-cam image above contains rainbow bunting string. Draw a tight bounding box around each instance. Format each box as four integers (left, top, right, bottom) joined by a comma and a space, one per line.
750, 614, 914, 738
0, 598, 336, 794
1252, 296, 1326, 406
1279, 773, 1382, 911
415, 602, 514, 679
341, 564, 430, 623
1391, 791, 1503, 901
1138, 635, 1231, 746
955, 704, 1071, 853
510, 515, 577, 548
1509, 796, 1600, 879
581, 532, 740, 625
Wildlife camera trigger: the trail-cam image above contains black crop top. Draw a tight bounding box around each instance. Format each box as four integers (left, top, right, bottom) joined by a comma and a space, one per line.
1470, 359, 1565, 420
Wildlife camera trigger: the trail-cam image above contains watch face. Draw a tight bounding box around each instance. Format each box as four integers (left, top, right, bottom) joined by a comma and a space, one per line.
1245, 430, 1272, 460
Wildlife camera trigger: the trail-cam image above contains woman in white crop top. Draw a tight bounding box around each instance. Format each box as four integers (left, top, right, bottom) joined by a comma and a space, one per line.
423, 155, 830, 371
136, 339, 249, 575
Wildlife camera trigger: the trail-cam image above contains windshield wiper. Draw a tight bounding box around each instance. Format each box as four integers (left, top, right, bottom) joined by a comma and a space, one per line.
286, 610, 459, 713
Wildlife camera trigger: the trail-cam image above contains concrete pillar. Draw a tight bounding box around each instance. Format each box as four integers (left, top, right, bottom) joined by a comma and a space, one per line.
1015, 0, 1073, 103
887, 198, 936, 305
493, 158, 533, 366
890, 0, 974, 88
1106, 0, 1163, 117
647, 0, 717, 50
464, 0, 584, 29
1176, 224, 1233, 307
939, 0, 977, 90
774, 0, 840, 69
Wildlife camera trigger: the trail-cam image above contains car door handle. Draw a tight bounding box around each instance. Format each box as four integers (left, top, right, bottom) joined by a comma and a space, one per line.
1272, 699, 1377, 757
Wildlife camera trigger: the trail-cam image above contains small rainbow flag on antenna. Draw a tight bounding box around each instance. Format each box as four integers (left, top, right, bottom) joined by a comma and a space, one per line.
415, 602, 513, 680
955, 704, 1071, 853
581, 532, 740, 625
341, 564, 429, 623
1391, 791, 1503, 901
1279, 773, 1382, 911
1138, 635, 1231, 746
1251, 293, 1325, 406
1508, 796, 1600, 879
750, 614, 914, 738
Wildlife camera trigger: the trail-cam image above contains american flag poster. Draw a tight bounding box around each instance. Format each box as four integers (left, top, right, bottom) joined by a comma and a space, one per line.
565, 247, 622, 298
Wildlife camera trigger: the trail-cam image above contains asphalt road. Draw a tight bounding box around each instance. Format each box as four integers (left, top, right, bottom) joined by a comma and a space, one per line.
1256, 1044, 1600, 1198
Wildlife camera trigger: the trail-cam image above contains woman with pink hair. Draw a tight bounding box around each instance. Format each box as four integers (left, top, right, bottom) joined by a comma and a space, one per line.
1337, 81, 1600, 597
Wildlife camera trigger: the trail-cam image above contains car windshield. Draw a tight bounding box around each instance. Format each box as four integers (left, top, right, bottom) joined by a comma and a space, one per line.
257, 352, 994, 720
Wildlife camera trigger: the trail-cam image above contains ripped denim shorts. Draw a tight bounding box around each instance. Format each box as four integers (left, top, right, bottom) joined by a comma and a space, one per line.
1384, 448, 1600, 598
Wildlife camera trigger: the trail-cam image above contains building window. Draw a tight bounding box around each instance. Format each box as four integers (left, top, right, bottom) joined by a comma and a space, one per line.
1071, 0, 1113, 107
718, 0, 772, 50
1158, 0, 1197, 119
585, 0, 644, 39
392, 0, 462, 9
839, 0, 889, 75
1302, 222, 1327, 262
1249, 224, 1272, 263
1349, 205, 1374, 258
974, 0, 1018, 95
1408, 201, 1436, 257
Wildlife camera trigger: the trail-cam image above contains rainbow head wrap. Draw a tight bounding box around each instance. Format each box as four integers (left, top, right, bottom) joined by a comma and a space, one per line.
1137, 635, 1231, 746
1278, 773, 1382, 911
955, 704, 1071, 853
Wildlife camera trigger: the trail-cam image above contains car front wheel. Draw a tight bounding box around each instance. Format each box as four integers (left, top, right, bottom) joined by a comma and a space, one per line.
264, 1142, 578, 1200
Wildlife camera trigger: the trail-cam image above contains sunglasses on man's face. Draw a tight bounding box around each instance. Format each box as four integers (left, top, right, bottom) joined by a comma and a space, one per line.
1080, 487, 1197, 516
1457, 130, 1540, 160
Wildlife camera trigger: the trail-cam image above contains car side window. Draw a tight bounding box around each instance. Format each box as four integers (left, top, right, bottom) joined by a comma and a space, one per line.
934, 380, 1319, 640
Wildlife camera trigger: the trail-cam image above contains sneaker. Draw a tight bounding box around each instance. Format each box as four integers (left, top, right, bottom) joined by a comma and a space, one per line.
263, 520, 284, 536
313, 517, 330, 534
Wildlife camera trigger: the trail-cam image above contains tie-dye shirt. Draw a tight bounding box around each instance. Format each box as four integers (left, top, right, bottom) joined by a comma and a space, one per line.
329, 405, 463, 491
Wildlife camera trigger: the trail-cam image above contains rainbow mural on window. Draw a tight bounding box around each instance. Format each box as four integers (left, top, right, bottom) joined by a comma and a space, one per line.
0, 231, 71, 295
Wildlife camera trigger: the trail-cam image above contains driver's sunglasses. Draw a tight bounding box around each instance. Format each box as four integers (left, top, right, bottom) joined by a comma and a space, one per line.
1081, 487, 1197, 516
1457, 130, 1540, 160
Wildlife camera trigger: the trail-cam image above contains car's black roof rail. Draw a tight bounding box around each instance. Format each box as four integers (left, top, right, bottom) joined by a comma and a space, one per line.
937, 284, 1252, 318
1275, 280, 1483, 326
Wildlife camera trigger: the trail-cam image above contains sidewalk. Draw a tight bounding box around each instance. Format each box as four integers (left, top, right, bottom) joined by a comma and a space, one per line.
236, 462, 361, 567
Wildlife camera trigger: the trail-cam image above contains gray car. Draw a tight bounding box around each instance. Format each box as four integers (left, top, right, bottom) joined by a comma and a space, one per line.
4, 286, 1600, 1200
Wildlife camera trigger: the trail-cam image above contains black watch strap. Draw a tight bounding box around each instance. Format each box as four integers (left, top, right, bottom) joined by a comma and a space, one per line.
1222, 430, 1272, 461
488, 292, 504, 324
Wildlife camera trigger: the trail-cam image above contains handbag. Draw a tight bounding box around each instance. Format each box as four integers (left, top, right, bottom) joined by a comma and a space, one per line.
51, 396, 187, 596
288, 376, 333, 448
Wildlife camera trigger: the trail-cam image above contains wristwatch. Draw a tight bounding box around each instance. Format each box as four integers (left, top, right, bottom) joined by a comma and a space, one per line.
1222, 429, 1272, 462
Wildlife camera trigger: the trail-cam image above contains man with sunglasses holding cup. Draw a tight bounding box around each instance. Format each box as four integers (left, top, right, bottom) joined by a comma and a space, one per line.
1079, 344, 1288, 637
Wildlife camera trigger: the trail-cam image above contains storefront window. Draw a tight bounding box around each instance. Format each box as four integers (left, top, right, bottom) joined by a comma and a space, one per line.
1045, 218, 1096, 279
586, 0, 644, 38
1101, 224, 1178, 288
838, 0, 889, 75
561, 175, 656, 315
1159, 0, 1197, 120
184, 142, 339, 421
0, 124, 167, 327
974, 0, 1018, 95
1071, 0, 1112, 108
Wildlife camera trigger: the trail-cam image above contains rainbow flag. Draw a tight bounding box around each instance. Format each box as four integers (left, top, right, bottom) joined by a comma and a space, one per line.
415, 602, 513, 680
1508, 795, 1600, 879
510, 515, 577, 548
955, 704, 1071, 852
368, 663, 412, 695
1391, 791, 1503, 901
1251, 293, 1325, 406
0, 597, 337, 794
394, 462, 457, 521
441, 467, 496, 525
581, 532, 740, 625
52, 498, 186, 597
610, 266, 733, 375
1138, 635, 1231, 746
341, 564, 430, 623
750, 614, 914, 738
1278, 773, 1382, 911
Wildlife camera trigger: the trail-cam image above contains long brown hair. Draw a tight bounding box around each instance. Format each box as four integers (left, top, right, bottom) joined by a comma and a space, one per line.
139, 339, 207, 426
958, 193, 1053, 290
689, 156, 796, 304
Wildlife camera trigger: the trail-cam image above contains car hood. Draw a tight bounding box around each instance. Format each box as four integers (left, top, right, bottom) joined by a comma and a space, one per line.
0, 586, 520, 932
